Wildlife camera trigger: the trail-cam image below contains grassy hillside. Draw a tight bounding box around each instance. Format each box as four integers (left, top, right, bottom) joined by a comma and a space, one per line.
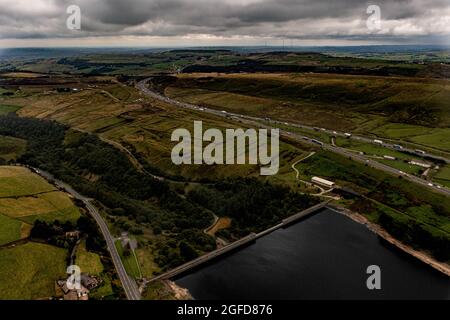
164, 73, 450, 153
0, 214, 23, 246
0, 242, 67, 300
0, 166, 56, 197
75, 240, 104, 275
0, 165, 81, 253
8, 80, 308, 182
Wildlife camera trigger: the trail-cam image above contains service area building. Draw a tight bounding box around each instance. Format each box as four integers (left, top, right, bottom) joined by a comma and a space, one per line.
311, 176, 335, 188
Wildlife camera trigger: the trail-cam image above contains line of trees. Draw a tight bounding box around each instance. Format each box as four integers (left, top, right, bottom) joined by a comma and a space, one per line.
187, 178, 319, 239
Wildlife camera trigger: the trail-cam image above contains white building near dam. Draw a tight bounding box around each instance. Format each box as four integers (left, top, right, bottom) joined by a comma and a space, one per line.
311, 176, 335, 188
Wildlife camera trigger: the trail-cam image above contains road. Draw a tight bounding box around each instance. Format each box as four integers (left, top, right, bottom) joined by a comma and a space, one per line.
137, 78, 450, 197
30, 167, 141, 300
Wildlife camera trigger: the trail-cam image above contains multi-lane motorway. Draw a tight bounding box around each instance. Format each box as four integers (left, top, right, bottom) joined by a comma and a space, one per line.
31, 167, 141, 300
137, 78, 450, 197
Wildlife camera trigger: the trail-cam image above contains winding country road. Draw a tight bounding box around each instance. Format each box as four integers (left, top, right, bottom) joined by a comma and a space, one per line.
30, 167, 141, 300
136, 78, 450, 197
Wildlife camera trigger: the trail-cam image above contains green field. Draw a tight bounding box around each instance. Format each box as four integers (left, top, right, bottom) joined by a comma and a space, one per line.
75, 240, 104, 275
0, 166, 81, 223
90, 276, 114, 299
0, 166, 56, 198
335, 137, 425, 175
0, 242, 67, 300
0, 214, 23, 246
0, 192, 81, 224
0, 165, 84, 298
136, 247, 161, 278
371, 123, 450, 155
433, 165, 450, 188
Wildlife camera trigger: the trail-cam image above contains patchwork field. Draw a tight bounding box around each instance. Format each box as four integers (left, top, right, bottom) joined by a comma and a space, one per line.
0, 166, 81, 227
0, 166, 56, 198
0, 242, 67, 300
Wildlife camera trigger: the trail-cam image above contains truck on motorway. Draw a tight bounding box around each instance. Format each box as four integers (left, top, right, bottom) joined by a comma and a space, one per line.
374, 139, 383, 145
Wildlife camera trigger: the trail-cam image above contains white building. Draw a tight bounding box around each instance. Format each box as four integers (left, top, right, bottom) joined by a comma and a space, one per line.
311, 176, 335, 188
409, 160, 431, 169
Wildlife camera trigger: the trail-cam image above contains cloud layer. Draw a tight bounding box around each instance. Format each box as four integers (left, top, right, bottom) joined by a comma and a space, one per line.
0, 0, 449, 46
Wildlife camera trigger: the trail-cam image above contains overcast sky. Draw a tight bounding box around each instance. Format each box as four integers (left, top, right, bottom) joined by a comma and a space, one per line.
0, 0, 449, 47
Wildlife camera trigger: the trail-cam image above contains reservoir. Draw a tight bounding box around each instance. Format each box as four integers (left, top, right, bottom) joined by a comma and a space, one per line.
176, 208, 450, 299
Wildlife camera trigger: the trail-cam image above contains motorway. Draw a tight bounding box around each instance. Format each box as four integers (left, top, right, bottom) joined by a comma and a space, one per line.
30, 167, 141, 300
137, 78, 450, 197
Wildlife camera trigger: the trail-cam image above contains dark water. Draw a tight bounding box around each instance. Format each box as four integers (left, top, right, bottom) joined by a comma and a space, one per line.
176, 209, 450, 300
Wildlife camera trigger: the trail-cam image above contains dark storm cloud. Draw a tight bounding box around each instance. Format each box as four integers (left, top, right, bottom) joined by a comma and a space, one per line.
0, 0, 449, 42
